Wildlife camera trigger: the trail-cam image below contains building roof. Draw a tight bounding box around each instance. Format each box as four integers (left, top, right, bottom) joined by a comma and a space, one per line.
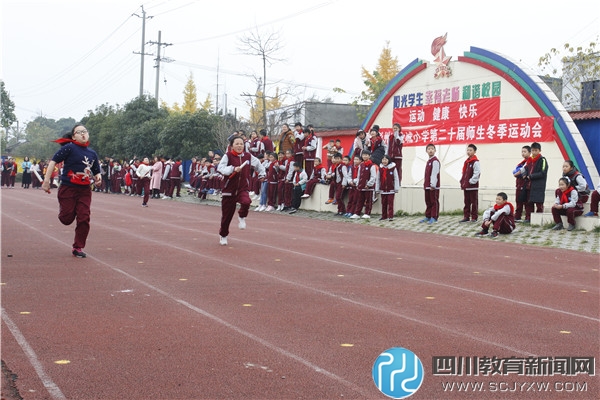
315, 129, 357, 139
570, 110, 600, 120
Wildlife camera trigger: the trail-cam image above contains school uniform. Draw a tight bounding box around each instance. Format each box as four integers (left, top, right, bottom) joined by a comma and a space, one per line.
302, 133, 318, 179
267, 160, 280, 207
334, 163, 347, 214
283, 157, 295, 208
552, 188, 583, 226
217, 150, 265, 238
480, 203, 515, 234
424, 155, 441, 220
303, 164, 326, 197
345, 164, 359, 215
387, 132, 404, 184
290, 169, 308, 210
293, 130, 305, 167
167, 160, 183, 197
354, 160, 378, 216
513, 159, 528, 220
460, 155, 480, 221
379, 163, 400, 220
136, 162, 152, 205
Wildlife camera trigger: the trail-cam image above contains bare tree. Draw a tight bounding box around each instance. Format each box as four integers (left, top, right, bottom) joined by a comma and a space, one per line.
238, 28, 286, 128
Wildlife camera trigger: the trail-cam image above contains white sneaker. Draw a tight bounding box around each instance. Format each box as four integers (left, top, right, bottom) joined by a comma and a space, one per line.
277, 204, 283, 211
255, 205, 262, 211
301, 194, 310, 198
258, 205, 266, 212
349, 214, 360, 219
265, 206, 274, 212
219, 236, 228, 246
361, 214, 371, 219
238, 216, 246, 230
249, 191, 255, 197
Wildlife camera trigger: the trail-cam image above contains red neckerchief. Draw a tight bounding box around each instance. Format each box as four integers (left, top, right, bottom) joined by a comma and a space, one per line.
231, 149, 243, 157
380, 164, 390, 185
462, 155, 478, 174
526, 154, 541, 169
560, 187, 574, 204
494, 202, 514, 214
363, 159, 373, 169
53, 138, 89, 147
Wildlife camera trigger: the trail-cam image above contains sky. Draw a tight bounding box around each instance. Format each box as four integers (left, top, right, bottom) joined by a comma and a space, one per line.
1, 0, 599, 129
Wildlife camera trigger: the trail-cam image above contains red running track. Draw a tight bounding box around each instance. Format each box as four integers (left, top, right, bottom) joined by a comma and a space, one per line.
1, 188, 598, 399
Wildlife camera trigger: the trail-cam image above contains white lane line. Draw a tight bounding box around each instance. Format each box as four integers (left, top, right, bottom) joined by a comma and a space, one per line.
1, 308, 67, 400
0, 213, 371, 397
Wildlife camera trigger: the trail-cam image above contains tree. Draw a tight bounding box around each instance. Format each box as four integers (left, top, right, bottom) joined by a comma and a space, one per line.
238, 28, 285, 127
182, 72, 198, 113
158, 109, 219, 159
200, 93, 214, 112
17, 116, 76, 160
359, 41, 401, 104
1, 80, 17, 152
538, 37, 600, 111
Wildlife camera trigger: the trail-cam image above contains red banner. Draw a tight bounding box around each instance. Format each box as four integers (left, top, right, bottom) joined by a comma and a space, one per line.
386, 116, 555, 146
394, 97, 501, 127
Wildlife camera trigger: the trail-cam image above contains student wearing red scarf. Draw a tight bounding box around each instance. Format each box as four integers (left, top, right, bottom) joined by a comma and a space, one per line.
217, 136, 265, 246
349, 150, 378, 219
42, 124, 102, 258
523, 142, 548, 222
551, 177, 583, 231
475, 192, 515, 238
459, 144, 481, 222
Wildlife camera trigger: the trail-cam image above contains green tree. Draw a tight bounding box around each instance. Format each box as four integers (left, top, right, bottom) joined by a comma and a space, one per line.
1, 80, 17, 153
158, 109, 219, 159
538, 37, 600, 111
17, 116, 76, 160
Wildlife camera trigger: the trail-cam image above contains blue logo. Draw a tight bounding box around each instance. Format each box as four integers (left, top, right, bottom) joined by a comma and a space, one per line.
372, 347, 424, 399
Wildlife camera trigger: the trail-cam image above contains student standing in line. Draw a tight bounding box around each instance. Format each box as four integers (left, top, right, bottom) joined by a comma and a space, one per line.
419, 143, 440, 224
512, 145, 531, 222
42, 124, 102, 258
217, 136, 265, 246
350, 150, 377, 219
378, 155, 400, 221
523, 142, 548, 223
459, 144, 481, 223
387, 123, 404, 185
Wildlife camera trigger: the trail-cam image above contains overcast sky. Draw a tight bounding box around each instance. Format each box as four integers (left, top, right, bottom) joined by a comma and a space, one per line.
1, 0, 599, 128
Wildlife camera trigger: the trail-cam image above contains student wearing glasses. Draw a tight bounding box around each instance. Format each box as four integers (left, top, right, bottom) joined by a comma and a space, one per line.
42, 124, 102, 258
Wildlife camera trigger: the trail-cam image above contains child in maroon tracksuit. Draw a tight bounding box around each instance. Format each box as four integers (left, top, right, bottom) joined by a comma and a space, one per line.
345, 155, 361, 217
333, 154, 348, 216
551, 177, 583, 231
217, 137, 265, 245
302, 157, 326, 198
475, 192, 515, 238
350, 150, 377, 219
378, 155, 400, 221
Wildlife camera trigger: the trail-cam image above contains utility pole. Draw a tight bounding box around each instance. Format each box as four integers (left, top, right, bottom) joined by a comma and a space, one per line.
132, 6, 153, 98
215, 52, 219, 114
148, 31, 173, 101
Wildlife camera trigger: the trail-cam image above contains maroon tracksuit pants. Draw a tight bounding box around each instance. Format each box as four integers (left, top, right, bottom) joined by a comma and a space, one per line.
219, 191, 251, 238
425, 188, 439, 220
57, 185, 92, 249
463, 189, 479, 220
381, 193, 395, 219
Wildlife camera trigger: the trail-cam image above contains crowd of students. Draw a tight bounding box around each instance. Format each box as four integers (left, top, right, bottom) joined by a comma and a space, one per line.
4, 124, 599, 238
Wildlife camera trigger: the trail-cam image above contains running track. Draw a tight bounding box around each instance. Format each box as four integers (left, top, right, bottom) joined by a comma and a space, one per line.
1, 188, 598, 399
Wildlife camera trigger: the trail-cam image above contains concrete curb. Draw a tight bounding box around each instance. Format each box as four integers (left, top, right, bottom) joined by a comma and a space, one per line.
175, 193, 600, 254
